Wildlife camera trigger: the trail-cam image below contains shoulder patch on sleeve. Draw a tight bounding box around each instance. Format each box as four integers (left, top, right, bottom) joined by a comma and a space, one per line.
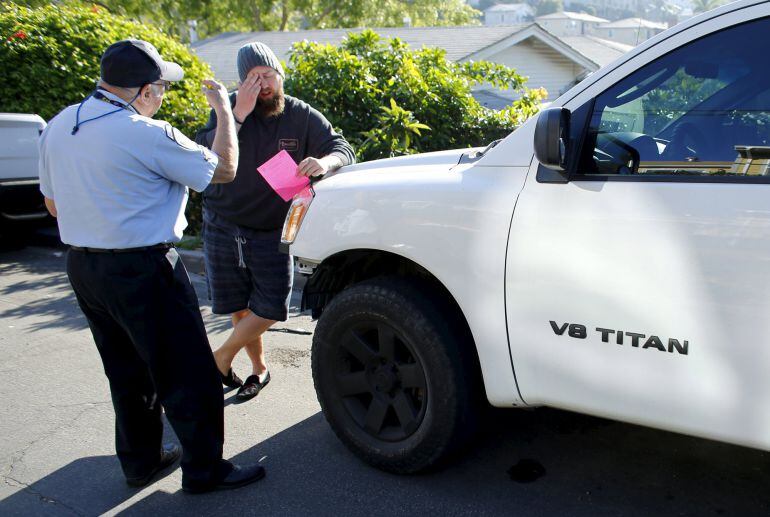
164, 124, 198, 151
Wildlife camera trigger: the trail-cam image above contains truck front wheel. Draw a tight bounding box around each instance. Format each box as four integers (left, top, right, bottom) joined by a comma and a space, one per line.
312, 277, 477, 473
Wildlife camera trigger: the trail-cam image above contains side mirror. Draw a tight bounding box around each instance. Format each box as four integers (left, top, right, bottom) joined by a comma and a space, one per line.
534, 107, 571, 172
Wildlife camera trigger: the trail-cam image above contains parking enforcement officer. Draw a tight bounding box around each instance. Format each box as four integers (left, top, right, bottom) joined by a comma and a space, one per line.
38, 39, 265, 493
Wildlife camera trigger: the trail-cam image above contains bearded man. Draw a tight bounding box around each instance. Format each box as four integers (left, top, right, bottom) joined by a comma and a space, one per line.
195, 42, 355, 403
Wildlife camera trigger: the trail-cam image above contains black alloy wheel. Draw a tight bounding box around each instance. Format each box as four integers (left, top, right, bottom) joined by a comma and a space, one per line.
312, 277, 479, 474
334, 321, 428, 442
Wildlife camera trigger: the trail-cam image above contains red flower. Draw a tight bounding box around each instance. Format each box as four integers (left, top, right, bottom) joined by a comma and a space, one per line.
10, 30, 27, 40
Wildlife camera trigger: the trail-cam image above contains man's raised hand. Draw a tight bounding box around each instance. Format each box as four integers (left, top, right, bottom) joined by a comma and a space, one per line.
202, 79, 230, 112
233, 72, 262, 122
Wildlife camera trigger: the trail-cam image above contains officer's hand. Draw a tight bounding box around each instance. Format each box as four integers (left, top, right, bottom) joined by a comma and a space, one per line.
233, 71, 261, 122
202, 79, 229, 112
297, 157, 330, 178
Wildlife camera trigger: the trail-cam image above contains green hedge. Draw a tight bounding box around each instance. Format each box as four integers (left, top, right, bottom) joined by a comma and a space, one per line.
285, 30, 546, 161
0, 2, 212, 234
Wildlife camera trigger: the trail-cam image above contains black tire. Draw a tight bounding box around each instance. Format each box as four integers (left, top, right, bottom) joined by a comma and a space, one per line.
312, 276, 479, 474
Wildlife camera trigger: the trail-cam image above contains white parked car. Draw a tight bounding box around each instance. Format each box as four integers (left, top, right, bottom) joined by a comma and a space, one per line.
0, 113, 49, 233
282, 0, 770, 473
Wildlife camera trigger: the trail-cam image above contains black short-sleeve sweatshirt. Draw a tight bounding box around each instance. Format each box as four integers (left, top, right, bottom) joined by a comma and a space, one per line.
195, 93, 355, 230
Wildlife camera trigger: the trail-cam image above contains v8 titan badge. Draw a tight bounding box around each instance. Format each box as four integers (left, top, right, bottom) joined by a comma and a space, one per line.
550, 320, 690, 356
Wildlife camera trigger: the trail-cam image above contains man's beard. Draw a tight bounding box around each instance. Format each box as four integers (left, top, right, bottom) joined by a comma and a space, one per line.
256, 86, 285, 118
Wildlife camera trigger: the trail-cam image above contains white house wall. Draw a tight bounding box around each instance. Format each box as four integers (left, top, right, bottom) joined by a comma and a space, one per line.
537, 19, 600, 36
486, 12, 530, 26
484, 38, 587, 100
593, 27, 661, 45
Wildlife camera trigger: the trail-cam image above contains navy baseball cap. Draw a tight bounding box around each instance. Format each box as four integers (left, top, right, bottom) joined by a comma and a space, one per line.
100, 39, 183, 87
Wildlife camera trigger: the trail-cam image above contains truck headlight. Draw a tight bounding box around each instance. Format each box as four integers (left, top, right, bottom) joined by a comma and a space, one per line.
281, 188, 314, 244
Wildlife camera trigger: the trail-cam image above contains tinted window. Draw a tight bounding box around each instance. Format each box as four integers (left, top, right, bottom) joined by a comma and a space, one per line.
578, 18, 770, 178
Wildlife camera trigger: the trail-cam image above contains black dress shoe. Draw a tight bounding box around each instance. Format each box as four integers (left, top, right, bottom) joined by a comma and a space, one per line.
125, 443, 181, 487
219, 367, 243, 388
235, 371, 271, 403
182, 462, 266, 494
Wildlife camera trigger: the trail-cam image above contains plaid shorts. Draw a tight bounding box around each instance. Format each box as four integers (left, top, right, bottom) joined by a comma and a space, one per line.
202, 211, 293, 321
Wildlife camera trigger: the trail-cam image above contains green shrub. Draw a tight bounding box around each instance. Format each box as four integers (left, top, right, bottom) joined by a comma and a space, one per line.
285, 30, 547, 161
0, 2, 212, 234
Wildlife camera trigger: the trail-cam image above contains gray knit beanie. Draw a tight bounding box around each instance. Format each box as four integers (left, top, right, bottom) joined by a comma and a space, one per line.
237, 42, 284, 82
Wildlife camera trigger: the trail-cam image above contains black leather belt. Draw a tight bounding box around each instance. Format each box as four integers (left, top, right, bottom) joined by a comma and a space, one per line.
69, 243, 174, 253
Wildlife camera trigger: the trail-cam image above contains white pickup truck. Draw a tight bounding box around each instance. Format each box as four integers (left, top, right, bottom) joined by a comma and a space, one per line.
281, 0, 770, 473
0, 113, 49, 234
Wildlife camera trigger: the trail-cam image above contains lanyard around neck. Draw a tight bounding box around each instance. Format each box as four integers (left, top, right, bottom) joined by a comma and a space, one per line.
71, 90, 139, 136
93, 90, 138, 112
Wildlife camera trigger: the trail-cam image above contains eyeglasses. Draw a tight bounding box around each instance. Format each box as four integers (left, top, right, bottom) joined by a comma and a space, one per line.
150, 81, 172, 92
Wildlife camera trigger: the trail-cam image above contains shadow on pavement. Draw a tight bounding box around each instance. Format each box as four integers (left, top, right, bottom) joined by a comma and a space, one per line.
0, 455, 132, 516
0, 246, 87, 332
3, 408, 769, 516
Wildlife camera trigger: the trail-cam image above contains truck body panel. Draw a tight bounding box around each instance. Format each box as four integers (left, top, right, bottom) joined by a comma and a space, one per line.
292, 151, 530, 406
502, 2, 770, 451
288, 0, 770, 460
507, 165, 770, 450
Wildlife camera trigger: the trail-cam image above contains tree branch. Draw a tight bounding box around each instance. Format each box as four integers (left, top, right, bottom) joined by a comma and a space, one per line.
313, 3, 337, 27
279, 0, 290, 30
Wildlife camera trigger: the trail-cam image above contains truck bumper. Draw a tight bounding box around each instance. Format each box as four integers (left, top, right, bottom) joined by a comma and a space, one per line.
0, 178, 50, 223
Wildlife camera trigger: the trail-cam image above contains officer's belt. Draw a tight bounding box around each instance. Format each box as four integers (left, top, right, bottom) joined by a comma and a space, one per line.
69, 243, 174, 253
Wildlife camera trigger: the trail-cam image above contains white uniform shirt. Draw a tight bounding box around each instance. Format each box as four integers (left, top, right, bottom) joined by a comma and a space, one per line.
38, 89, 218, 248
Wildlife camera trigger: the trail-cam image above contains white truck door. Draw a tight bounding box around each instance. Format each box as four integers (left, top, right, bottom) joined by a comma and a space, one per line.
506, 14, 770, 451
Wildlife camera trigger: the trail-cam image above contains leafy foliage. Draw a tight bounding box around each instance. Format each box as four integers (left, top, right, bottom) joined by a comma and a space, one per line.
641, 69, 725, 135
285, 30, 546, 160
0, 2, 213, 233
478, 0, 562, 17
534, 0, 563, 16
9, 0, 481, 41
692, 0, 728, 14
360, 98, 432, 157
0, 2, 212, 131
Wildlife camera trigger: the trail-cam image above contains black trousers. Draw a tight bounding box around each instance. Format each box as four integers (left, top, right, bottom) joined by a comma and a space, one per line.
66, 247, 225, 485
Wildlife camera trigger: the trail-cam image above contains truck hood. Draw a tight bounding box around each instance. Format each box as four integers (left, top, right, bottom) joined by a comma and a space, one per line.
334, 148, 483, 176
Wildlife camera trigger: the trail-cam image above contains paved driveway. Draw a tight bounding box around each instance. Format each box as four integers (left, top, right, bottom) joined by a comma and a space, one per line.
1, 240, 769, 516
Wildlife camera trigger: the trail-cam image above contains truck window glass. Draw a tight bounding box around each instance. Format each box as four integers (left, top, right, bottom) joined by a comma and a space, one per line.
577, 18, 770, 178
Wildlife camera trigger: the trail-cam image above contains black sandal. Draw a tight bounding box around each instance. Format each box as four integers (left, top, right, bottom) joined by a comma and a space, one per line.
235, 371, 271, 403
219, 368, 243, 388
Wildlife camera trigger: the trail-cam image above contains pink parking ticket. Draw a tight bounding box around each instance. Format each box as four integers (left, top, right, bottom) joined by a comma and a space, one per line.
257, 150, 310, 202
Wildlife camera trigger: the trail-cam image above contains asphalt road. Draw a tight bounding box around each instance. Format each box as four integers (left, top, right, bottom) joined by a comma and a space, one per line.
1, 234, 769, 516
